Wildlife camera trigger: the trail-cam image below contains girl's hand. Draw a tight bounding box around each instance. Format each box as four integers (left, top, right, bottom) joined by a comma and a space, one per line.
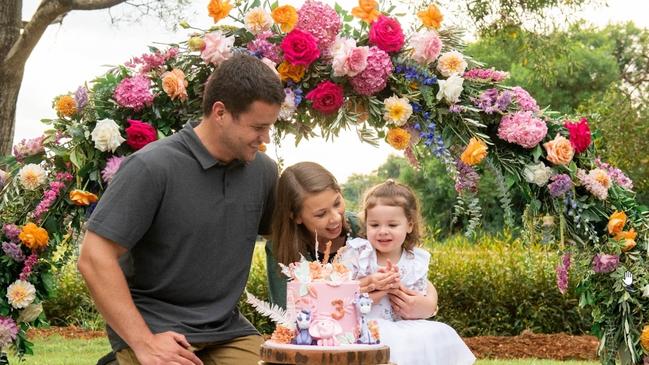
360, 270, 400, 293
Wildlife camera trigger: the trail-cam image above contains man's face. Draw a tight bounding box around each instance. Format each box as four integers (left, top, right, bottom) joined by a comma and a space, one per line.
219, 100, 280, 162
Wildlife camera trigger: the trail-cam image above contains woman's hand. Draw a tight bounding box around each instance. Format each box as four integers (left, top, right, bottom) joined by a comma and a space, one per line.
389, 281, 438, 319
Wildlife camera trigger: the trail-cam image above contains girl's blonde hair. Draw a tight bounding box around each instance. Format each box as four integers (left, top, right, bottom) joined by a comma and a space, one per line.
360, 179, 423, 252
271, 162, 347, 264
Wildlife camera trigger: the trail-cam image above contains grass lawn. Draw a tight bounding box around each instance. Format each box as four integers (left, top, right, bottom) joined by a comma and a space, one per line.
6, 336, 599, 365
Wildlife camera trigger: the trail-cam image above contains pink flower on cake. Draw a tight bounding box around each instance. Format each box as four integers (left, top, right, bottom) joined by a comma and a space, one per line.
497, 111, 548, 149
408, 29, 443, 65
306, 81, 344, 115
201, 31, 235, 65
564, 117, 591, 154
281, 29, 320, 66
125, 120, 157, 151
369, 15, 405, 53
350, 46, 393, 96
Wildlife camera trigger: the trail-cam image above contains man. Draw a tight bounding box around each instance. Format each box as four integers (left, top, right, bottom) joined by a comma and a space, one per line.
78, 53, 285, 365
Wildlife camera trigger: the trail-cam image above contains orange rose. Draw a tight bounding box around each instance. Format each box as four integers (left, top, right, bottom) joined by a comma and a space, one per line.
19, 223, 49, 251
70, 189, 99, 206
641, 325, 649, 351
351, 0, 381, 24
460, 137, 488, 166
607, 211, 627, 235
386, 127, 411, 150
208, 0, 232, 23
278, 61, 305, 83
162, 69, 189, 101
615, 229, 637, 252
258, 143, 267, 152
271, 5, 298, 33
417, 4, 443, 29
55, 95, 77, 117
543, 134, 574, 165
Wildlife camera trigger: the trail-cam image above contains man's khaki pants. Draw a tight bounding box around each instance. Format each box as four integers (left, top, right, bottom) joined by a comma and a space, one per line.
116, 335, 263, 365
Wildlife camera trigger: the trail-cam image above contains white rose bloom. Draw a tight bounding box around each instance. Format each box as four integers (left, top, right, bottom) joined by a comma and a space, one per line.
91, 119, 125, 152
18, 163, 47, 190
523, 162, 554, 186
18, 302, 43, 323
436, 74, 464, 104
6, 280, 36, 309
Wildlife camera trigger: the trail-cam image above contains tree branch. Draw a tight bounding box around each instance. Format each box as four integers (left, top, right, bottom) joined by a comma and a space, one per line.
69, 0, 126, 11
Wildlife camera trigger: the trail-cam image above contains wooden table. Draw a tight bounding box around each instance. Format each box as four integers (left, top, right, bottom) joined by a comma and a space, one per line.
259, 341, 392, 365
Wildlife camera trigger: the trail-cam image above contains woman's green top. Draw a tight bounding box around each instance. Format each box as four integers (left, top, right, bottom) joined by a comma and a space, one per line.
265, 212, 361, 309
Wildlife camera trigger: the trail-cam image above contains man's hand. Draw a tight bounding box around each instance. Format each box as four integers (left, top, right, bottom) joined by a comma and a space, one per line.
133, 332, 203, 365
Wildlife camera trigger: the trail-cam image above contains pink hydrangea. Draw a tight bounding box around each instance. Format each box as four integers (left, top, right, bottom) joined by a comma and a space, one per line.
497, 111, 548, 149
408, 29, 442, 65
113, 75, 154, 111
247, 31, 282, 63
296, 0, 341, 56
350, 46, 393, 96
512, 86, 539, 113
102, 156, 126, 183
0, 316, 19, 348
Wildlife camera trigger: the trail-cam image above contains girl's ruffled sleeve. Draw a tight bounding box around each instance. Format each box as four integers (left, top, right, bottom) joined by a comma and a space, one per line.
339, 237, 376, 279
404, 247, 431, 295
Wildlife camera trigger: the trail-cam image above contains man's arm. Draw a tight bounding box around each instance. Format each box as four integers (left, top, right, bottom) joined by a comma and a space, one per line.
78, 230, 202, 365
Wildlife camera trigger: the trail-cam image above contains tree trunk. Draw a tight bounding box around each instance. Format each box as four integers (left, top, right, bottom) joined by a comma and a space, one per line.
0, 0, 22, 156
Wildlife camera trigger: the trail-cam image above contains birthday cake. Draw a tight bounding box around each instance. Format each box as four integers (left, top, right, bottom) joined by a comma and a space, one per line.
247, 245, 381, 348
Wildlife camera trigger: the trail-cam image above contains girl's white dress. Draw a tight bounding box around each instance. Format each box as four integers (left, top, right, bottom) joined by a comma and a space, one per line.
340, 238, 476, 365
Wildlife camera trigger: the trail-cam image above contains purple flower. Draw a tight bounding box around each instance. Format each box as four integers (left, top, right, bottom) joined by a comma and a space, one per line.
2, 224, 21, 242
556, 253, 571, 294
247, 31, 281, 63
595, 158, 634, 190
19, 253, 39, 281
455, 160, 480, 193
102, 156, 126, 183
512, 86, 539, 113
2, 241, 25, 262
0, 316, 19, 348
592, 253, 619, 274
495, 90, 513, 111
75, 86, 89, 111
547, 174, 573, 197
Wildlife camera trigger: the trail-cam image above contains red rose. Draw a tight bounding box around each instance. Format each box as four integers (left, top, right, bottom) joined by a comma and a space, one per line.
126, 119, 157, 150
305, 81, 344, 115
281, 29, 320, 66
564, 117, 591, 154
369, 15, 405, 53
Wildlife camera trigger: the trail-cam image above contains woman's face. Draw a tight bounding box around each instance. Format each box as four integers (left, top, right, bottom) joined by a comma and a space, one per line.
295, 188, 346, 242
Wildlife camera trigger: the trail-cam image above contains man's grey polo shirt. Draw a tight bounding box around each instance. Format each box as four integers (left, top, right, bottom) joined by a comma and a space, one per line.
86, 121, 278, 351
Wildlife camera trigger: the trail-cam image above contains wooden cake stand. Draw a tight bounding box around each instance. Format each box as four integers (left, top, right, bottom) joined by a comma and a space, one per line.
259, 341, 392, 365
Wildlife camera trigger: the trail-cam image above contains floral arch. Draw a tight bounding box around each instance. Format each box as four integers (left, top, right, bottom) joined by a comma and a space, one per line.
0, 0, 648, 363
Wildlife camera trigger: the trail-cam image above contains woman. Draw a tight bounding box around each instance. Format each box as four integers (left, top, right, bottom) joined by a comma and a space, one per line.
266, 162, 437, 320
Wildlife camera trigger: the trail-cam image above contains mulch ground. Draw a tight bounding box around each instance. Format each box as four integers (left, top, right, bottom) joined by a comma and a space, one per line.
28, 327, 599, 361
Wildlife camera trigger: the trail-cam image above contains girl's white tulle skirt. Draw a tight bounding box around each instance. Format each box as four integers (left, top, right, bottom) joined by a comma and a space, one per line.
374, 318, 476, 365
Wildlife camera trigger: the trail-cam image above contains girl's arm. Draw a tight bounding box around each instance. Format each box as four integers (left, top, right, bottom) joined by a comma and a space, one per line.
389, 281, 438, 319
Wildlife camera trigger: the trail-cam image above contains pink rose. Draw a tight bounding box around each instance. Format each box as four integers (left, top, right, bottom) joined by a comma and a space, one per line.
305, 81, 344, 114
126, 119, 157, 150
200, 31, 234, 65
369, 15, 405, 53
332, 41, 369, 77
564, 117, 591, 154
281, 29, 320, 66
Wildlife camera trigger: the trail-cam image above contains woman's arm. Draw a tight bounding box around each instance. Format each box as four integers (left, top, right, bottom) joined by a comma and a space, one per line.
388, 281, 438, 319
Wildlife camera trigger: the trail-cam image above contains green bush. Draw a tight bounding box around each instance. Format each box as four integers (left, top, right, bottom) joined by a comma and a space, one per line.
428, 234, 590, 336
243, 237, 591, 336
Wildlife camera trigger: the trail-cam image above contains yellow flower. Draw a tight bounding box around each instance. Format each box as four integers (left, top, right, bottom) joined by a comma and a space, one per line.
55, 95, 77, 117
352, 0, 381, 24
386, 127, 411, 150
188, 36, 206, 51
278, 61, 305, 83
69, 189, 99, 206
383, 96, 413, 126
607, 211, 627, 235
641, 325, 649, 351
19, 223, 49, 251
460, 137, 488, 166
208, 0, 233, 23
271, 5, 298, 33
7, 280, 36, 309
417, 4, 443, 29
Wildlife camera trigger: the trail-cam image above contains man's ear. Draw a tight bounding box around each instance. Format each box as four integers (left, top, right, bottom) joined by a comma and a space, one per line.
211, 101, 226, 121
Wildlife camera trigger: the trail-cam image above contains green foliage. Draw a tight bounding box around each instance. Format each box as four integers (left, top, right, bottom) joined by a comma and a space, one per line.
6, 336, 111, 365
427, 234, 591, 336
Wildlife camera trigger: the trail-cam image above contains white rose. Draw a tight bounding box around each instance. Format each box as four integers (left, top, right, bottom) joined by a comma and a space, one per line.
18, 302, 43, 323
523, 162, 554, 186
91, 119, 125, 152
436, 74, 464, 104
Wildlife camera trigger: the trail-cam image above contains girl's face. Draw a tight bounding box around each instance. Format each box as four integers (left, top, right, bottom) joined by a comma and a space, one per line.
295, 188, 346, 242
365, 204, 412, 258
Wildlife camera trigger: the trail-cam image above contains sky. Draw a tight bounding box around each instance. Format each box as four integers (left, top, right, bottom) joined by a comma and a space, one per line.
15, 0, 649, 183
